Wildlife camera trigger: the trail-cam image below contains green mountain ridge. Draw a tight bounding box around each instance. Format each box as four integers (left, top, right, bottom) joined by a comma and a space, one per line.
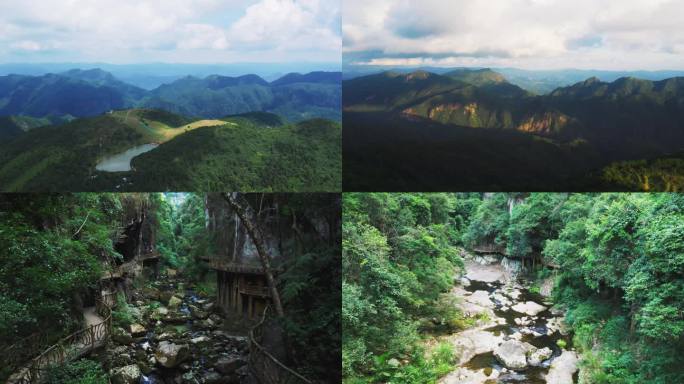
0, 109, 340, 191
343, 68, 684, 191
0, 69, 342, 125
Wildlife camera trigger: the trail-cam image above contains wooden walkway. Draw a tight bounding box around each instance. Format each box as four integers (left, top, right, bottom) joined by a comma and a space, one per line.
6, 296, 115, 384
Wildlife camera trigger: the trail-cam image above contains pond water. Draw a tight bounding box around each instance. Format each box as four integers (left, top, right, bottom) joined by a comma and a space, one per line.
95, 144, 159, 172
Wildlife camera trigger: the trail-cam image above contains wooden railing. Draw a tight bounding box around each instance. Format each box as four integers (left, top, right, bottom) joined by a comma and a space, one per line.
248, 306, 311, 384
8, 299, 114, 384
2, 333, 51, 377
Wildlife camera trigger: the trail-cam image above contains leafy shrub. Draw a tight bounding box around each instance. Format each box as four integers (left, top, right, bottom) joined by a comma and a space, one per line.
111, 293, 134, 328
45, 359, 107, 384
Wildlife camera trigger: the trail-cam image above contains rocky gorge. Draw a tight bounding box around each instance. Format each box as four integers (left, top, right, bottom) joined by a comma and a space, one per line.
96, 274, 250, 384
439, 254, 579, 384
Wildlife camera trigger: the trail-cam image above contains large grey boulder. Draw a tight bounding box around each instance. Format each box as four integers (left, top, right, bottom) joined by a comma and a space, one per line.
155, 341, 190, 368
511, 301, 547, 316
129, 323, 146, 336
494, 340, 536, 370
109, 364, 141, 384
546, 350, 578, 384
215, 356, 246, 374
528, 347, 553, 366
168, 295, 183, 309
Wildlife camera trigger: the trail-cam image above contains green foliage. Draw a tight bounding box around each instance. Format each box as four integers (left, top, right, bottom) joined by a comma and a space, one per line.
0, 194, 122, 345
342, 193, 465, 382
462, 193, 510, 248
44, 359, 107, 384
128, 119, 341, 192
111, 293, 134, 328
499, 192, 684, 383
0, 113, 341, 192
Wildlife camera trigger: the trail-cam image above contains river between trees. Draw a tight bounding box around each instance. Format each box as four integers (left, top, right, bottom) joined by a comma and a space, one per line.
439, 254, 579, 384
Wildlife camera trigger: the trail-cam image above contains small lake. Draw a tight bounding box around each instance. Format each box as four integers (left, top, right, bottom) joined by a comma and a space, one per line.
95, 144, 158, 172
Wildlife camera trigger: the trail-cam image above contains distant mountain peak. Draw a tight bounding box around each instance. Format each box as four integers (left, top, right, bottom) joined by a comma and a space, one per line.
405, 70, 432, 80
61, 68, 116, 82
444, 68, 508, 86
271, 71, 341, 86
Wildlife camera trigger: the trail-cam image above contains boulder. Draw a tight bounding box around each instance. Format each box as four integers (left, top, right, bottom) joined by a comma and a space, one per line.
130, 323, 146, 336
215, 356, 246, 374
528, 347, 553, 366
112, 327, 133, 345
511, 301, 547, 316
546, 350, 578, 384
155, 341, 190, 368
449, 329, 505, 365
109, 364, 141, 384
466, 290, 495, 308
201, 371, 222, 384
192, 308, 210, 320
142, 287, 161, 300
159, 291, 174, 304
168, 295, 183, 309
191, 335, 211, 344
494, 340, 536, 370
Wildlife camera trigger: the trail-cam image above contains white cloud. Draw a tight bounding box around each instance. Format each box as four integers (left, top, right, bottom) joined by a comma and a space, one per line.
228, 0, 341, 52
0, 0, 340, 63
343, 0, 684, 70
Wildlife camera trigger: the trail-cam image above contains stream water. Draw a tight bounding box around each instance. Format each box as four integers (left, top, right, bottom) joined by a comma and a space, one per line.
464, 279, 572, 383
443, 257, 578, 384
95, 144, 159, 172
102, 278, 249, 384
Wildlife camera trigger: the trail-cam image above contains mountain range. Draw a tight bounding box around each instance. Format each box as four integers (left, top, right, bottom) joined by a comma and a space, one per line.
0, 68, 341, 124
344, 68, 684, 191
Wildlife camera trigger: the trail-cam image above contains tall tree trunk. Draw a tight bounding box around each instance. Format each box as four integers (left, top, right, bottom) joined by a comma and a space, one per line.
222, 193, 285, 317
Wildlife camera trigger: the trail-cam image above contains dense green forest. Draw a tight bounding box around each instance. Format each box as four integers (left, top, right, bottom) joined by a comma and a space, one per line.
0, 111, 341, 192
0, 193, 340, 383
342, 193, 684, 383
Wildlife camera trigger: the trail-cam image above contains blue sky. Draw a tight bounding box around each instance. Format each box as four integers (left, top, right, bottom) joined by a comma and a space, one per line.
343, 0, 684, 71
0, 0, 341, 64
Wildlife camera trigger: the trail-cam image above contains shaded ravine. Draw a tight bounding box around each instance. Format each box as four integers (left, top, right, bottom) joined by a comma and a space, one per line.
440, 255, 578, 384
103, 275, 250, 384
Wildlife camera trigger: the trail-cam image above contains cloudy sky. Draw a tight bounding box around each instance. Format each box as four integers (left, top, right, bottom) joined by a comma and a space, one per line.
0, 0, 341, 64
343, 0, 684, 70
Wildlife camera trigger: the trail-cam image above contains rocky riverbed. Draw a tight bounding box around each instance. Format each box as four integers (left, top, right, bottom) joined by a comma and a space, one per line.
98, 276, 250, 384
439, 254, 579, 384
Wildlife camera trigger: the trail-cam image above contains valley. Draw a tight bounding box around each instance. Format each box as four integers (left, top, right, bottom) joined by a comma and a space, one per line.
343, 69, 684, 191
342, 193, 684, 384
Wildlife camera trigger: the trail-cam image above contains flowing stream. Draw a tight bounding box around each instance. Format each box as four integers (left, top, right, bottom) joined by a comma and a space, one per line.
441, 256, 578, 384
